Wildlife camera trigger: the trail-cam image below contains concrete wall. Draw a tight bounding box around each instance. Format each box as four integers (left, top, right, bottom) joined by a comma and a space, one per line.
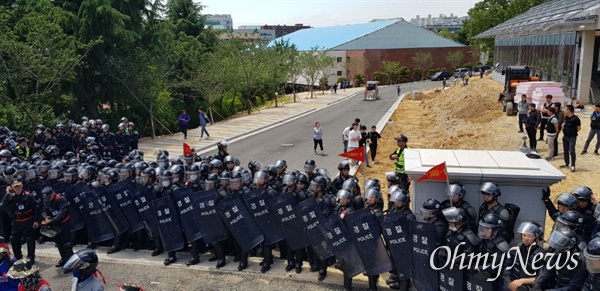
345, 47, 479, 81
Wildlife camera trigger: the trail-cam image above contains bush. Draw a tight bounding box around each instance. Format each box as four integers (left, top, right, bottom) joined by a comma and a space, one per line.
373, 71, 384, 82
337, 77, 348, 84
354, 74, 365, 87
463, 62, 473, 69
412, 68, 422, 82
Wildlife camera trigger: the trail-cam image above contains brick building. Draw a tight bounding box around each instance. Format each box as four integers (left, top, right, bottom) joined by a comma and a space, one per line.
261, 24, 311, 38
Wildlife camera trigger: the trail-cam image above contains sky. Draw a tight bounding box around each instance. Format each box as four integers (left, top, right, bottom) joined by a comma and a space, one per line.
199, 0, 481, 28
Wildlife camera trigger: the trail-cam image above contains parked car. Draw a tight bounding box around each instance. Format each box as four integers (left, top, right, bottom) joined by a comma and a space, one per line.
476, 65, 492, 72
430, 71, 452, 81
453, 68, 470, 78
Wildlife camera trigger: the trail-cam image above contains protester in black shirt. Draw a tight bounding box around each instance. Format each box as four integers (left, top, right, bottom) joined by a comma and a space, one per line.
525, 103, 541, 151
366, 125, 381, 164
560, 105, 581, 173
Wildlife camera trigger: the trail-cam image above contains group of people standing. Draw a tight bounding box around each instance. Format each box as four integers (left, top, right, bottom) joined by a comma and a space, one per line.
518, 94, 600, 172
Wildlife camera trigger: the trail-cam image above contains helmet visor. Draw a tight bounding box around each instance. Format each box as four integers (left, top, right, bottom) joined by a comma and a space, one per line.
26, 169, 36, 180
63, 253, 90, 271
554, 218, 576, 232
229, 178, 242, 190
304, 164, 314, 173
185, 171, 199, 182
547, 229, 576, 252
48, 169, 60, 180
478, 222, 499, 239
516, 222, 541, 238
204, 180, 215, 190
309, 180, 320, 193
420, 208, 437, 220
584, 248, 600, 273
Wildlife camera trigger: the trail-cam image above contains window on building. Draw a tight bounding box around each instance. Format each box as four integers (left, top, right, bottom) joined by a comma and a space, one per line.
337, 71, 342, 76
337, 57, 342, 63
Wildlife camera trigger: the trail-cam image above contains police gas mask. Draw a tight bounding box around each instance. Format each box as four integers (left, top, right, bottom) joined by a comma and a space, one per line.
185, 171, 199, 182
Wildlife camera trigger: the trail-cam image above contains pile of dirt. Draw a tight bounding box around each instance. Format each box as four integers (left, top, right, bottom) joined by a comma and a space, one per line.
359, 76, 600, 237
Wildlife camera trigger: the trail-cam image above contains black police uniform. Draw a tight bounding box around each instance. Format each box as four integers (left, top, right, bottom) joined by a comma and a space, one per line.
42, 193, 74, 263
43, 135, 58, 148
56, 132, 71, 155
503, 243, 544, 289
99, 132, 116, 160
331, 174, 353, 194
478, 202, 511, 241
115, 131, 130, 160
129, 130, 139, 151
0, 189, 40, 261
578, 203, 595, 242
388, 205, 416, 221
533, 247, 588, 290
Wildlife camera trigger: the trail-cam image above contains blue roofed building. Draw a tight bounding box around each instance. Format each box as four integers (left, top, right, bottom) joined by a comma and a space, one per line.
272, 19, 477, 86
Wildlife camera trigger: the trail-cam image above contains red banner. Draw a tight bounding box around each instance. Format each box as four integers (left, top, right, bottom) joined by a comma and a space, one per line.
339, 147, 365, 162
417, 162, 448, 182
183, 143, 192, 156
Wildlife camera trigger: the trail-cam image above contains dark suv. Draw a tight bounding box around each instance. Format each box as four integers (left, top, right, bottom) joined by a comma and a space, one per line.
430, 71, 452, 81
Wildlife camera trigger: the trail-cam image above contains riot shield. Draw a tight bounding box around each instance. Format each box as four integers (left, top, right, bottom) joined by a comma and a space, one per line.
466, 271, 495, 291
93, 187, 129, 236
378, 212, 413, 277
49, 181, 85, 232
151, 196, 184, 252
318, 215, 365, 277
171, 188, 203, 242
194, 189, 228, 245
131, 186, 159, 239
216, 194, 264, 253
345, 208, 393, 276
294, 198, 334, 260
76, 187, 115, 243
241, 188, 284, 246
410, 219, 439, 291
439, 268, 465, 291
107, 182, 144, 233
267, 192, 310, 251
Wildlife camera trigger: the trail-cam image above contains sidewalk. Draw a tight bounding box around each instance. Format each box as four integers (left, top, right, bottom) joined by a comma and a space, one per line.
138, 87, 365, 157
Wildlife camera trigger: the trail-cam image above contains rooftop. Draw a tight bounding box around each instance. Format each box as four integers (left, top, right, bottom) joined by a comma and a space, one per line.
273, 20, 464, 51
477, 0, 599, 38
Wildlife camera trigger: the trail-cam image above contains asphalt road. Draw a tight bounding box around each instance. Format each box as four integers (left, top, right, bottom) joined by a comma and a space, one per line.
220, 81, 441, 175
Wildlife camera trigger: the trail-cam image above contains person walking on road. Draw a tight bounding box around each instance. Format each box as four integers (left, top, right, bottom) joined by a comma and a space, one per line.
560, 105, 581, 173
341, 125, 350, 153
581, 102, 600, 155
313, 122, 324, 155
198, 108, 211, 140
178, 110, 191, 139
366, 125, 382, 164
396, 85, 401, 96
347, 122, 361, 168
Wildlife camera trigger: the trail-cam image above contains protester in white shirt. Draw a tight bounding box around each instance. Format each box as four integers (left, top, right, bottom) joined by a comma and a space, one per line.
347, 122, 361, 166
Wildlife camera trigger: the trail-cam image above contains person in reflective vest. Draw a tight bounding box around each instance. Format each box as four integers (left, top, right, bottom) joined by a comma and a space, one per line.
388, 134, 410, 191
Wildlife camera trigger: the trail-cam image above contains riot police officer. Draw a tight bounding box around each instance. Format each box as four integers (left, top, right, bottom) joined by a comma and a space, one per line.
364, 188, 383, 218
532, 228, 588, 290
388, 189, 416, 220
115, 123, 130, 160
98, 124, 116, 160
543, 190, 579, 222
441, 207, 479, 262
169, 165, 185, 188
583, 237, 600, 290
331, 161, 352, 193
335, 189, 355, 219
341, 177, 363, 210
127, 122, 139, 151
55, 124, 70, 155
441, 182, 477, 230
309, 175, 335, 281
223, 156, 236, 173
213, 141, 229, 162
184, 163, 203, 191
42, 129, 57, 148
504, 221, 545, 291
571, 185, 596, 242
40, 186, 74, 267
478, 182, 511, 241
0, 180, 40, 262
304, 159, 317, 181
421, 198, 448, 246
477, 213, 509, 288
154, 170, 179, 265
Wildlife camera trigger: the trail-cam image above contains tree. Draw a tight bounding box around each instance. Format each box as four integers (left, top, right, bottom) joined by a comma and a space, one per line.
445, 51, 465, 69
345, 57, 369, 87
381, 60, 402, 84
301, 47, 335, 98
412, 52, 434, 81
438, 28, 456, 41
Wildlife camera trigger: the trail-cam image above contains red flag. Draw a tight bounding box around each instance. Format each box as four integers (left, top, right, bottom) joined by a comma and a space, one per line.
183, 143, 192, 156
339, 147, 365, 162
417, 162, 448, 182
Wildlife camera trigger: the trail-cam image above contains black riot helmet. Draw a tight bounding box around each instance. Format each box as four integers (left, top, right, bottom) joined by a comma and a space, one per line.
185, 163, 200, 182
101, 124, 110, 132
274, 159, 287, 174
296, 172, 309, 186
341, 177, 358, 192
571, 185, 593, 202
420, 198, 441, 222
282, 172, 297, 187
442, 207, 467, 226
364, 188, 382, 201
3, 165, 16, 181
64, 166, 79, 183
584, 237, 600, 273
63, 248, 99, 279
48, 165, 62, 180
555, 210, 584, 232
217, 140, 228, 150
230, 171, 243, 191
134, 162, 148, 176
478, 213, 503, 239
556, 193, 578, 211
219, 171, 230, 187
169, 164, 184, 182
516, 221, 543, 241
63, 151, 76, 160
304, 159, 316, 173
209, 159, 223, 173
316, 168, 330, 179
385, 171, 399, 183
253, 170, 268, 187
480, 182, 501, 197
309, 175, 328, 193
364, 178, 381, 191
140, 167, 155, 185
337, 160, 350, 171
205, 173, 219, 190
336, 189, 352, 202
247, 160, 263, 172
223, 155, 235, 169
265, 165, 277, 178
449, 182, 466, 199
389, 189, 410, 204
159, 170, 173, 188
547, 228, 578, 252
387, 185, 401, 199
